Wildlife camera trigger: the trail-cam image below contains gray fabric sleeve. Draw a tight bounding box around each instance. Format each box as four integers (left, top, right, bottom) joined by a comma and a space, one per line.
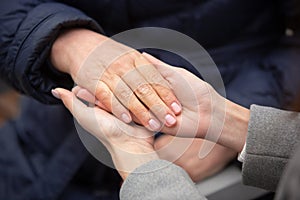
242, 105, 300, 191
120, 159, 206, 200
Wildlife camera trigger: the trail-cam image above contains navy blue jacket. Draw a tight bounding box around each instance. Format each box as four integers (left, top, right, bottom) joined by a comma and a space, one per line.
1, 0, 300, 199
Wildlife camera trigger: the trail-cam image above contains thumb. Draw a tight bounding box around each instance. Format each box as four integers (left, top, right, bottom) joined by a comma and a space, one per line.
51, 88, 87, 119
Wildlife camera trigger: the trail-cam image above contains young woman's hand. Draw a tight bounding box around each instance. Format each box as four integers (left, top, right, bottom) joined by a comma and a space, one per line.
143, 53, 250, 152
53, 88, 158, 180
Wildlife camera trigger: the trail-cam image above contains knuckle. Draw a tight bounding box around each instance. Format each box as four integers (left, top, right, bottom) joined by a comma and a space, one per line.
135, 84, 152, 97
148, 72, 162, 82
117, 87, 132, 101
129, 50, 140, 59
176, 67, 186, 73
110, 62, 133, 76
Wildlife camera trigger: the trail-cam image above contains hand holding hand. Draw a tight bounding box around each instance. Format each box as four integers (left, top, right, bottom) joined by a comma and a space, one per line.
52, 88, 158, 180
51, 29, 181, 131
143, 53, 250, 152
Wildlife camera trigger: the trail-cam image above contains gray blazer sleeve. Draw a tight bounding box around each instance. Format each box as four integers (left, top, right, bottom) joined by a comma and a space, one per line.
242, 105, 300, 191
120, 160, 206, 200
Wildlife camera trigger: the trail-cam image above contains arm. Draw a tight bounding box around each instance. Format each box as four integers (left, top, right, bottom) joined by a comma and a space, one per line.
0, 1, 181, 129
143, 53, 300, 191
242, 105, 300, 191
55, 88, 207, 200
0, 0, 102, 103
120, 160, 206, 200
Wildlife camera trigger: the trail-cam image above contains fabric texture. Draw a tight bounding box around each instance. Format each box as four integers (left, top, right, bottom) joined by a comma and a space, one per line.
242, 105, 300, 191
120, 106, 300, 199
275, 144, 300, 200
120, 160, 206, 200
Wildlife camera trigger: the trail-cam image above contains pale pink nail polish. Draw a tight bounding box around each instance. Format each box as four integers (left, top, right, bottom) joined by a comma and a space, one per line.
149, 119, 161, 131
51, 89, 61, 99
121, 113, 132, 123
165, 114, 176, 126
171, 102, 181, 114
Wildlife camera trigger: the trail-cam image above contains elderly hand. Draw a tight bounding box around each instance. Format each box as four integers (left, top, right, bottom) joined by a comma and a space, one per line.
51, 29, 181, 131
52, 87, 158, 180
72, 52, 250, 152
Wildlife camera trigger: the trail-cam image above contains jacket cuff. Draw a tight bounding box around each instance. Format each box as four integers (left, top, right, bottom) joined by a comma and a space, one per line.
120, 159, 205, 200
10, 2, 103, 104
242, 105, 300, 191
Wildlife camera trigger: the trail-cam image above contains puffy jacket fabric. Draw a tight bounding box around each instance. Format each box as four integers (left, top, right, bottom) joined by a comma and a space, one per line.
0, 0, 300, 199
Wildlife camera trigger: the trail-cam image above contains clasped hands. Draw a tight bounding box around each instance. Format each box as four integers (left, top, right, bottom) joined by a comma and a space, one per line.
51, 29, 249, 181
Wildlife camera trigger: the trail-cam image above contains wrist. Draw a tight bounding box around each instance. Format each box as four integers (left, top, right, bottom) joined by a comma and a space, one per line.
221, 100, 250, 152
108, 142, 159, 180
50, 28, 108, 78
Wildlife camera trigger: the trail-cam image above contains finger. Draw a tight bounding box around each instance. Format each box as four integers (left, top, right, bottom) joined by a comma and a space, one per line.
72, 86, 107, 109
94, 81, 132, 124
120, 67, 177, 127
52, 88, 93, 128
53, 88, 118, 144
101, 72, 161, 131
135, 55, 182, 115
142, 52, 204, 101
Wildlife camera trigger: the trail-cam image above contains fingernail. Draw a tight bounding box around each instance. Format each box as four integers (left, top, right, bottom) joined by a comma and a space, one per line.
149, 119, 161, 131
165, 114, 176, 126
51, 89, 61, 99
121, 113, 132, 123
171, 102, 181, 114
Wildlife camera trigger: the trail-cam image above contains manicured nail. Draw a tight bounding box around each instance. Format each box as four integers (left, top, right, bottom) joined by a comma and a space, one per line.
165, 114, 176, 126
171, 102, 181, 114
51, 89, 61, 99
121, 113, 132, 123
149, 119, 161, 131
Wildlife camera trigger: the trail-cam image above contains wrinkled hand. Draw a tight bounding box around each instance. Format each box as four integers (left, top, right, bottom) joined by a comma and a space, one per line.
53, 88, 158, 180
51, 29, 181, 131
154, 135, 236, 182
70, 52, 249, 152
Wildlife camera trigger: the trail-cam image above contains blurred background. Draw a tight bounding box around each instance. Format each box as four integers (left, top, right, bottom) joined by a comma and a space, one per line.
0, 79, 20, 126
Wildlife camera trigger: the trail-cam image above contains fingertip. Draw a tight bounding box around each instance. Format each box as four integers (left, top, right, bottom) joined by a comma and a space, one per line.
53, 88, 74, 110
171, 102, 182, 115
165, 114, 177, 127
121, 113, 132, 124
51, 89, 61, 99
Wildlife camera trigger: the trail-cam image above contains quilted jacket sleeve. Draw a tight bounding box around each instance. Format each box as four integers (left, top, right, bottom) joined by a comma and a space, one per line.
0, 0, 103, 104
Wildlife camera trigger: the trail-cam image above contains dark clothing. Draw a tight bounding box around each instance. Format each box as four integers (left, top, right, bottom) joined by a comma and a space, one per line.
0, 0, 300, 199
0, 97, 121, 199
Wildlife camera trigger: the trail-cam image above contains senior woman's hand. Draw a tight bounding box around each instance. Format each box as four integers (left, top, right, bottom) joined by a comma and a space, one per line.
52, 87, 159, 180
51, 28, 181, 131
